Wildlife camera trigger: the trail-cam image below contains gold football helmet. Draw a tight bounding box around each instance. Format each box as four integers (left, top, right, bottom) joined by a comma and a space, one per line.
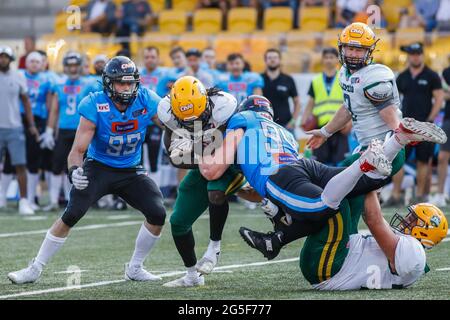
390, 203, 448, 249
338, 22, 378, 70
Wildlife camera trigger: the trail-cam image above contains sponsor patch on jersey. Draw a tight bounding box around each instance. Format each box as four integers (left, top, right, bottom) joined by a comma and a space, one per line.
112, 120, 138, 133
63, 85, 81, 94
96, 103, 110, 112
418, 79, 428, 86
132, 108, 147, 117
273, 153, 297, 164
228, 82, 247, 91
351, 77, 360, 84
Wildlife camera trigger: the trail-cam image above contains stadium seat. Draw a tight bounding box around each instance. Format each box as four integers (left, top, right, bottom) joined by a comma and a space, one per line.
213, 32, 247, 61
177, 33, 210, 51
193, 9, 222, 34
299, 7, 329, 31
286, 30, 319, 51
172, 0, 197, 12
323, 28, 342, 48
158, 10, 187, 34
227, 8, 257, 33
263, 7, 293, 32
147, 0, 165, 13
70, 0, 89, 6
395, 27, 425, 47
248, 31, 279, 55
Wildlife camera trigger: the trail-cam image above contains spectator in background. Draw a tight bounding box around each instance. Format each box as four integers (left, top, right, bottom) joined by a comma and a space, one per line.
399, 6, 422, 29
0, 46, 39, 215
432, 64, 450, 207
18, 36, 36, 69
156, 46, 187, 97
116, 0, 152, 49
436, 0, 450, 31
261, 0, 299, 27
201, 47, 223, 84
261, 48, 300, 130
393, 43, 444, 205
183, 48, 215, 88
301, 48, 348, 166
82, 0, 116, 35
415, 0, 440, 32
335, 0, 372, 28
196, 0, 229, 29
81, 54, 91, 76
301, 0, 330, 6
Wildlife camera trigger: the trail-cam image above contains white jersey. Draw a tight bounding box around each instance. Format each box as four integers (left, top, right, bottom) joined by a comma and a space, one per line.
313, 233, 427, 290
157, 91, 237, 139
339, 64, 402, 146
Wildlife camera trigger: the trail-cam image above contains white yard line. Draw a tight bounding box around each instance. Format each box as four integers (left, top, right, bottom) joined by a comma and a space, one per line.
436, 267, 450, 271
0, 257, 298, 299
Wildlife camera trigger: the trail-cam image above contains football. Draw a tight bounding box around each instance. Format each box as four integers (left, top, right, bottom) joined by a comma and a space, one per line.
301, 114, 318, 132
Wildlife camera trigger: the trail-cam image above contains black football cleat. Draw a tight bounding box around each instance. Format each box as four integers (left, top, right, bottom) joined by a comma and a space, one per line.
239, 227, 283, 260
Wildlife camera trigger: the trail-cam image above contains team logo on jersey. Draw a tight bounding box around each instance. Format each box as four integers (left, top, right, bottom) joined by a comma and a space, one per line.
228, 82, 247, 91
112, 120, 138, 133
430, 215, 441, 227
273, 153, 297, 164
63, 85, 81, 94
351, 77, 360, 84
96, 103, 110, 112
132, 108, 147, 117
27, 79, 40, 89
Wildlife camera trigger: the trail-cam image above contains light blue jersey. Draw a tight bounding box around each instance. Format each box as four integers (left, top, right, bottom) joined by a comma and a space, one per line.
217, 72, 264, 104
78, 87, 160, 168
83, 74, 103, 93
227, 111, 299, 197
19, 70, 51, 119
140, 67, 168, 97
51, 75, 93, 130
156, 67, 185, 97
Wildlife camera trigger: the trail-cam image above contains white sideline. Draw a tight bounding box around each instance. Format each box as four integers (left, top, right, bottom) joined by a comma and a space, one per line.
0, 258, 299, 299
436, 267, 450, 271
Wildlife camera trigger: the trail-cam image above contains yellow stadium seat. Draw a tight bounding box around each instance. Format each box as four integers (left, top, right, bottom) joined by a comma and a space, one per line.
286, 30, 319, 51
70, 0, 89, 6
214, 33, 247, 61
159, 10, 187, 34
172, 0, 196, 12
76, 33, 103, 52
248, 31, 279, 56
323, 28, 342, 48
147, 0, 165, 13
177, 33, 210, 51
263, 7, 293, 32
394, 0, 412, 7
300, 7, 329, 31
227, 8, 257, 33
193, 9, 222, 34
395, 27, 425, 47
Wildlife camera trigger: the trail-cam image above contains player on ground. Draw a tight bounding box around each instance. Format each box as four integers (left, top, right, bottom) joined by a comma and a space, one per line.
8, 56, 166, 284
40, 51, 94, 211
198, 96, 446, 260
300, 192, 447, 290
158, 76, 247, 287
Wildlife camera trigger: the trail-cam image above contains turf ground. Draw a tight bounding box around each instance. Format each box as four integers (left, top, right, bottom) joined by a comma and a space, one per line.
0, 203, 449, 300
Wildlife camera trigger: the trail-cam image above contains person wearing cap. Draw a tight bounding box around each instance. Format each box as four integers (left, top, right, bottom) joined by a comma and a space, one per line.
183, 48, 214, 89
301, 47, 349, 166
393, 42, 444, 205
87, 54, 109, 92
0, 46, 39, 215
262, 48, 300, 130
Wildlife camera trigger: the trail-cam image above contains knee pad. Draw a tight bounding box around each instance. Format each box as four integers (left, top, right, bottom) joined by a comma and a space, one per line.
144, 203, 166, 226
208, 190, 227, 205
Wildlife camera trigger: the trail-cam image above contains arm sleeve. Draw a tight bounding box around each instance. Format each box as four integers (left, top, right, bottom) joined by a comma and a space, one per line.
430, 71, 443, 90
289, 76, 298, 98
363, 81, 396, 111
78, 94, 97, 125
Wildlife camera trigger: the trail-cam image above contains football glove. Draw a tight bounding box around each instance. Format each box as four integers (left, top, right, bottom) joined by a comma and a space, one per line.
70, 167, 89, 190
168, 137, 194, 160
39, 127, 55, 150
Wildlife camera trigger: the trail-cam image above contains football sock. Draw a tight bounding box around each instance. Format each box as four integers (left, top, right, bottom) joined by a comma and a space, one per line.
383, 135, 404, 161
173, 231, 197, 268
186, 266, 198, 279
50, 174, 62, 205
27, 172, 39, 205
209, 202, 229, 241
205, 240, 221, 258
321, 160, 363, 209
129, 224, 160, 268
0, 173, 13, 203
34, 231, 66, 271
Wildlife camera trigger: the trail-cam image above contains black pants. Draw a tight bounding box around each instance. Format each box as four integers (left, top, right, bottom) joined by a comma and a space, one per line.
61, 159, 166, 227
144, 125, 162, 173
52, 129, 76, 174
312, 132, 349, 166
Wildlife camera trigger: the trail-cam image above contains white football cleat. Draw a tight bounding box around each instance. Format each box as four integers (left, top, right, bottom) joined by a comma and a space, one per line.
359, 139, 392, 176
163, 274, 205, 288
42, 203, 59, 212
19, 198, 35, 216
124, 263, 162, 281
8, 259, 42, 284
196, 251, 220, 275
396, 118, 447, 145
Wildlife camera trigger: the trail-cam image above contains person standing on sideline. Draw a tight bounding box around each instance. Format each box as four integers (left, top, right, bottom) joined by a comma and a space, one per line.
0, 46, 39, 215
261, 48, 301, 131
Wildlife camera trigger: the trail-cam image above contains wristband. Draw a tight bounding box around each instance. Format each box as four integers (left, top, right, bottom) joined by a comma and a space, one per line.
320, 126, 332, 138
68, 166, 79, 184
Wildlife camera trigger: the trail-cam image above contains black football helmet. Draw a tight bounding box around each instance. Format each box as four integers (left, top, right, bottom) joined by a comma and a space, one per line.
237, 95, 274, 119
102, 56, 140, 106
62, 51, 82, 78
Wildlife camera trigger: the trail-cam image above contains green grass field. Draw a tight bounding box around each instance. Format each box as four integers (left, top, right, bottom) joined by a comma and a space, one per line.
0, 203, 449, 300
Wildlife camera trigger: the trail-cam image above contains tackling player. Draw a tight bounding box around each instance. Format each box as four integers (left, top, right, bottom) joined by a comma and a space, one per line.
158, 76, 246, 287
8, 56, 166, 284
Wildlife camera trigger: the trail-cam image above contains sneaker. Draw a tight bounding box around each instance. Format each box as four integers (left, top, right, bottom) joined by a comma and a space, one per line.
163, 273, 205, 288
430, 193, 447, 207
8, 259, 42, 284
42, 203, 59, 212
359, 139, 392, 176
239, 227, 283, 260
29, 201, 40, 212
396, 118, 447, 145
196, 251, 220, 275
19, 198, 35, 216
124, 263, 161, 281
0, 195, 6, 209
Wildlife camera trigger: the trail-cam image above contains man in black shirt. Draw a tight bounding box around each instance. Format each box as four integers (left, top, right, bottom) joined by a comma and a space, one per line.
395, 42, 444, 203
434, 65, 450, 206
261, 48, 300, 130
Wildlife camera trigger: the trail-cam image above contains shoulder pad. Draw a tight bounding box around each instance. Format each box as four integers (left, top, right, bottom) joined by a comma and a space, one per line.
363, 64, 395, 84
211, 92, 237, 125
157, 96, 172, 125
364, 81, 394, 102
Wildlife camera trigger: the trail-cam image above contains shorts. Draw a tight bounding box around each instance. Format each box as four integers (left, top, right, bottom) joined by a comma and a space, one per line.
52, 129, 76, 174
406, 141, 435, 163
313, 132, 349, 165
0, 127, 26, 166
440, 120, 450, 152
62, 159, 166, 227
